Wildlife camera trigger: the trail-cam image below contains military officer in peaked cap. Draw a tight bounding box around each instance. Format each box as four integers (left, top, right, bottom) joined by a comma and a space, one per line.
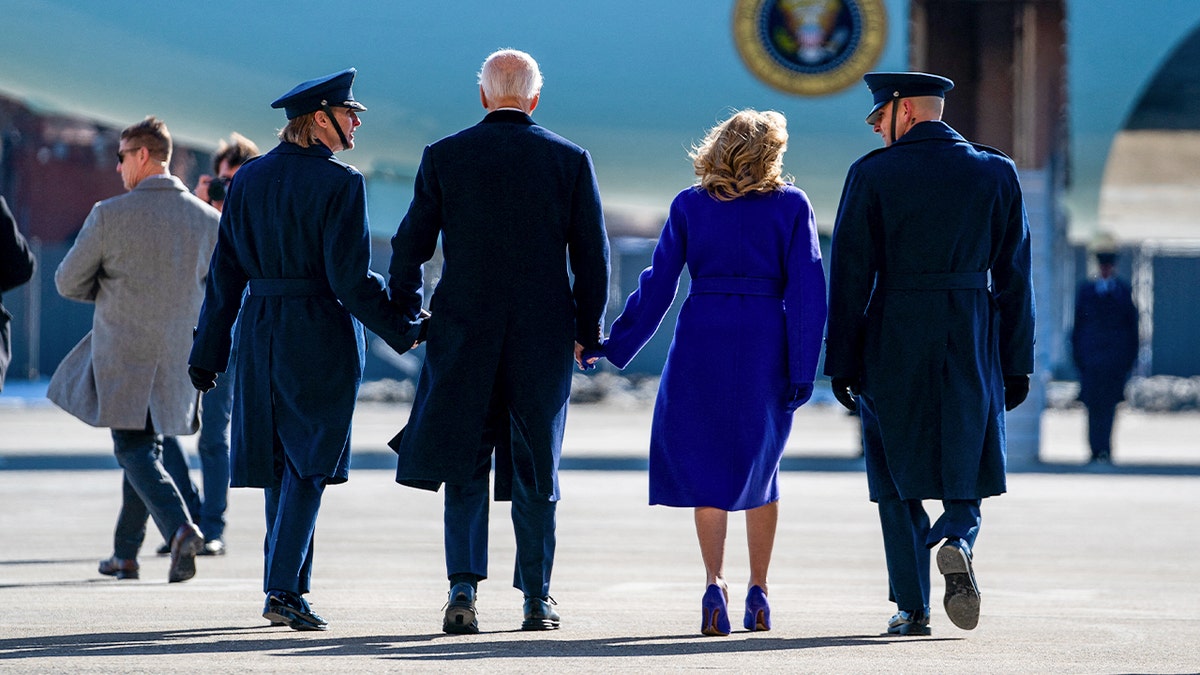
190, 68, 426, 631
823, 72, 1035, 635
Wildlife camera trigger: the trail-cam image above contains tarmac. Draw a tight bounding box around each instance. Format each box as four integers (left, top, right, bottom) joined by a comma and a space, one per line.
1, 380, 1199, 674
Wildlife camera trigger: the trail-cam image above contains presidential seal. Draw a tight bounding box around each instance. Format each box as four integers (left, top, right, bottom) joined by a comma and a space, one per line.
733, 0, 888, 96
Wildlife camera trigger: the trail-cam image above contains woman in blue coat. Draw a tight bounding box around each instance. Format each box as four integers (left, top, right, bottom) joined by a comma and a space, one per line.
596, 110, 827, 636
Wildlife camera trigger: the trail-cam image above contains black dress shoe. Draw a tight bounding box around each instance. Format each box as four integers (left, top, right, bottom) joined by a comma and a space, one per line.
98, 556, 139, 580
155, 542, 170, 556
443, 582, 479, 634
887, 607, 931, 636
168, 523, 204, 583
263, 590, 328, 631
937, 539, 981, 630
522, 595, 560, 631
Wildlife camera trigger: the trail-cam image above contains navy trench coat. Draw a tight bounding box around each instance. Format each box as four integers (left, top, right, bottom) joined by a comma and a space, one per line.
388, 110, 609, 500
824, 121, 1035, 502
190, 142, 422, 487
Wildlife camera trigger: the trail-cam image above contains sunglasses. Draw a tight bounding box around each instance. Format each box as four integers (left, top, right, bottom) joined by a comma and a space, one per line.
117, 147, 141, 164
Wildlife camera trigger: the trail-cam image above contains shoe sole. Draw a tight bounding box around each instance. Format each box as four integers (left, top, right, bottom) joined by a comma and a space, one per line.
168, 534, 204, 583
700, 608, 729, 636
443, 604, 479, 634
744, 609, 770, 632
937, 544, 981, 630
521, 618, 560, 631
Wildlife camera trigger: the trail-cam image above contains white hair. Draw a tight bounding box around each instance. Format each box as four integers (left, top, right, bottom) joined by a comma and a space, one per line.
477, 49, 543, 102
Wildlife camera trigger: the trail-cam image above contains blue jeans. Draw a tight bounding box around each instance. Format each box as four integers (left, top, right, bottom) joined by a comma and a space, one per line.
111, 425, 197, 559
196, 361, 234, 541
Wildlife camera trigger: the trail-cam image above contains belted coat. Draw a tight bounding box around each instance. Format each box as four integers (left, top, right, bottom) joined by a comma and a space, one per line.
49, 175, 219, 435
823, 121, 1035, 502
388, 110, 609, 500
190, 142, 422, 487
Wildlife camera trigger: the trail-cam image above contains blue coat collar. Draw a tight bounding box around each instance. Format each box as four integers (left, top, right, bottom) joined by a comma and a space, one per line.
272, 141, 334, 158
893, 120, 965, 148
481, 109, 535, 126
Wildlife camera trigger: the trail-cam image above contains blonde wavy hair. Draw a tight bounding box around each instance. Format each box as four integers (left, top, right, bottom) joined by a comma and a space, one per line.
690, 109, 790, 202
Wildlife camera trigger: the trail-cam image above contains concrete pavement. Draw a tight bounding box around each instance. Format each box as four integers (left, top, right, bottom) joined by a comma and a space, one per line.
1, 386, 1199, 673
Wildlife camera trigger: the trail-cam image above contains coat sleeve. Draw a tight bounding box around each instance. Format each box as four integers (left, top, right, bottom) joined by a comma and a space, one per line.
388, 145, 442, 318
823, 165, 876, 380
190, 205, 249, 373
783, 192, 827, 388
990, 166, 1035, 376
54, 204, 105, 303
603, 193, 687, 369
0, 197, 35, 292
566, 150, 610, 349
322, 171, 422, 354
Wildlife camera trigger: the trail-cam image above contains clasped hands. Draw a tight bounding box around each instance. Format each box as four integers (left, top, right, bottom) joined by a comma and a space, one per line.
830, 374, 1031, 413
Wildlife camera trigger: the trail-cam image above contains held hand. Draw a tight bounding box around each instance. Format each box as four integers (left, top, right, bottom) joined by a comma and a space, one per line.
830, 376, 860, 413
785, 383, 814, 412
410, 308, 432, 350
189, 365, 218, 393
1003, 374, 1030, 411
574, 341, 604, 371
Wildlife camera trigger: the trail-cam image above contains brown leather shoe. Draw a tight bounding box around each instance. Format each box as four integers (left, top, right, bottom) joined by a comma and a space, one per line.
98, 556, 139, 580
168, 523, 204, 583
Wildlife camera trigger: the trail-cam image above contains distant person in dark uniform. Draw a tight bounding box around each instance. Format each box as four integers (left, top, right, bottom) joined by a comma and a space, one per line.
0, 195, 36, 392
824, 72, 1035, 636
190, 69, 426, 631
1071, 249, 1138, 464
388, 48, 609, 634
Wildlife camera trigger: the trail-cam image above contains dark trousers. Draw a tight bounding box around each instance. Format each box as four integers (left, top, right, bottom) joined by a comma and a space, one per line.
112, 435, 201, 558
111, 420, 196, 559
263, 459, 322, 595
444, 405, 556, 598
877, 495, 981, 612
197, 365, 233, 541
1086, 401, 1117, 461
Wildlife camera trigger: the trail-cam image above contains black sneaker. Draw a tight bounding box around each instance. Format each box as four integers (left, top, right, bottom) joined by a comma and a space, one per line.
443, 582, 479, 634
887, 607, 930, 635
263, 590, 328, 631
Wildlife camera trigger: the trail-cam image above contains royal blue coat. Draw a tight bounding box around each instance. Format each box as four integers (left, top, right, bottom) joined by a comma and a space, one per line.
824, 121, 1035, 502
388, 110, 609, 499
604, 186, 827, 510
190, 142, 422, 487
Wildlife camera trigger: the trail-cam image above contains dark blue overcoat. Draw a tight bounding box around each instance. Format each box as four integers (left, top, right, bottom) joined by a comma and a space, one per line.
1071, 277, 1138, 407
190, 142, 421, 487
604, 186, 827, 510
823, 121, 1035, 502
388, 110, 609, 499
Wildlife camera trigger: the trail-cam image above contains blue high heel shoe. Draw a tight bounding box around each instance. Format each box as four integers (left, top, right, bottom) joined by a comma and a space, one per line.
744, 585, 771, 631
701, 584, 730, 636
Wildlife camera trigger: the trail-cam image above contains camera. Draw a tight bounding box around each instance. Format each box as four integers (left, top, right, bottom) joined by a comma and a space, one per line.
207, 176, 228, 203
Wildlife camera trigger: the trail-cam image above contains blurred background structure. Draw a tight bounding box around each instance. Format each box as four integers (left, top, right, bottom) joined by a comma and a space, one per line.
2, 1, 1198, 463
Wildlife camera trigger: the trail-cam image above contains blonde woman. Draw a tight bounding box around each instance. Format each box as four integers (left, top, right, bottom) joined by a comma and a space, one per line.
592, 109, 826, 635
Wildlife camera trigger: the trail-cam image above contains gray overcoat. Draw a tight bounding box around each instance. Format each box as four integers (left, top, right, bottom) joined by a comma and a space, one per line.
49, 175, 220, 435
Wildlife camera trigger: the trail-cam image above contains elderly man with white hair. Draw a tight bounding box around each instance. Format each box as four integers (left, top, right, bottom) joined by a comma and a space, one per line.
388, 48, 610, 634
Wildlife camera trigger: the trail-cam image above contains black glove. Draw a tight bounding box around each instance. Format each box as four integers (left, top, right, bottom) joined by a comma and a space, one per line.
831, 376, 860, 413
785, 383, 814, 412
189, 365, 218, 393
1003, 374, 1030, 411
579, 346, 605, 372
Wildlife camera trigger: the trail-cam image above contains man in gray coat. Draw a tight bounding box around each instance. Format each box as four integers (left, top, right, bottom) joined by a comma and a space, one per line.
389, 49, 609, 634
49, 116, 218, 583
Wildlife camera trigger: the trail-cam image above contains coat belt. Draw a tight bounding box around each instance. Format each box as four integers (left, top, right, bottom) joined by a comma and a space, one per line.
878, 271, 988, 291
246, 278, 334, 297
689, 276, 783, 298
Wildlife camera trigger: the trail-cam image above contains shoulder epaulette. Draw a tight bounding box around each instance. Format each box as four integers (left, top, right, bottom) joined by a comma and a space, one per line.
968, 142, 1012, 160
326, 156, 359, 173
